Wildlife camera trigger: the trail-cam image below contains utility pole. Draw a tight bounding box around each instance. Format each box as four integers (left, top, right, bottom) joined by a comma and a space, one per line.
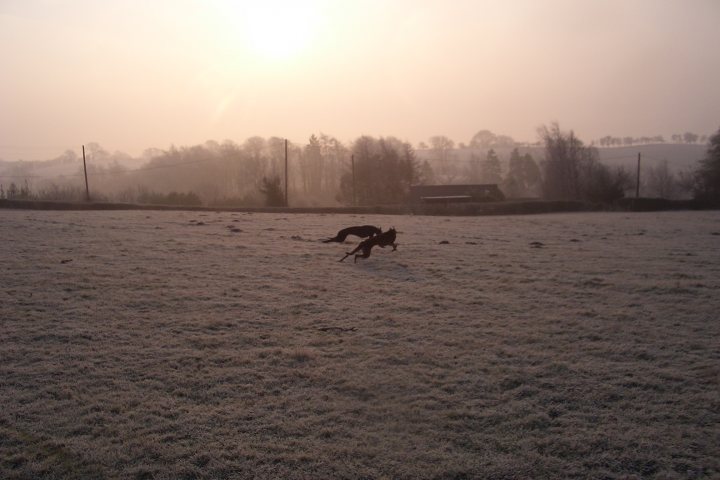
284, 139, 289, 207
636, 152, 641, 198
82, 145, 90, 202
351, 154, 356, 206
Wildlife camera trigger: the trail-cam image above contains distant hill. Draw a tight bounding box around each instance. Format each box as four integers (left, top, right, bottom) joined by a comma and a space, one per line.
0, 157, 82, 185
417, 143, 707, 174
596, 143, 706, 172
0, 154, 147, 186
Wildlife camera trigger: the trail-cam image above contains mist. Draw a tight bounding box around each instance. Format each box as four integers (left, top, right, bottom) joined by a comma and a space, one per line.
2, 2, 720, 477
2, 0, 719, 161
0, 127, 709, 207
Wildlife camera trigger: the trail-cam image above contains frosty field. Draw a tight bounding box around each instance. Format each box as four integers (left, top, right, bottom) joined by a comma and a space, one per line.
1, 209, 719, 479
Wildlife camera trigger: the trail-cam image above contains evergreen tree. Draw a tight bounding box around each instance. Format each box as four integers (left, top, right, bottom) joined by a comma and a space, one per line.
521, 153, 541, 194
480, 149, 502, 184
259, 175, 285, 206
503, 149, 541, 197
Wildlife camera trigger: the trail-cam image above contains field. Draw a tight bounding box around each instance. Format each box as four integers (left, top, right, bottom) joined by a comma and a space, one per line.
1, 209, 719, 479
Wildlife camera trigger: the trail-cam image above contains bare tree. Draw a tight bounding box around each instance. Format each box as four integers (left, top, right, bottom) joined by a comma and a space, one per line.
683, 132, 699, 144
299, 134, 322, 194
338, 136, 418, 205
418, 160, 435, 184
429, 135, 457, 183
539, 123, 591, 200
646, 160, 678, 199
540, 123, 628, 202
494, 135, 516, 148
468, 130, 496, 149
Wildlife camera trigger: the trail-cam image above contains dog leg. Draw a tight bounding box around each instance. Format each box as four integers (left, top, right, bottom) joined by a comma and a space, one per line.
354, 247, 372, 263
340, 243, 361, 261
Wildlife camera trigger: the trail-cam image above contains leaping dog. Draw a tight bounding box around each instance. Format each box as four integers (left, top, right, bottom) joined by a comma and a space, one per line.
340, 228, 398, 263
322, 225, 381, 243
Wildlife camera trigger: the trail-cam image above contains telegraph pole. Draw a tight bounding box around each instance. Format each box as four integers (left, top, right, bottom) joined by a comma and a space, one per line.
284, 139, 289, 207
636, 152, 641, 198
82, 145, 90, 202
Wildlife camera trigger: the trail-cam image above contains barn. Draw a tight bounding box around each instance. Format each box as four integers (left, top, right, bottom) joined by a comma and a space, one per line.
409, 184, 505, 204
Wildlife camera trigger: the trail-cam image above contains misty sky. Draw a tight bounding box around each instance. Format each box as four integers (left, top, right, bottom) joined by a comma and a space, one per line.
1, 0, 719, 160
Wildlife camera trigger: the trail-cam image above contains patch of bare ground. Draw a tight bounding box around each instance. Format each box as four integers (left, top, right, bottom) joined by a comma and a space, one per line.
1, 210, 719, 479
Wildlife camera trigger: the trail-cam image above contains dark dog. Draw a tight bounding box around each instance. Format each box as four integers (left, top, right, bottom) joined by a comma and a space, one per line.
340, 228, 398, 263
322, 225, 381, 243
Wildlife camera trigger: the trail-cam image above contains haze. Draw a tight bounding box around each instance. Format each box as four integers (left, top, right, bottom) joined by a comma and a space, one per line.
1, 0, 719, 160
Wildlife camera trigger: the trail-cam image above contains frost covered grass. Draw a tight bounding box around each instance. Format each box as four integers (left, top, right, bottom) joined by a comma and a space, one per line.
1, 209, 719, 479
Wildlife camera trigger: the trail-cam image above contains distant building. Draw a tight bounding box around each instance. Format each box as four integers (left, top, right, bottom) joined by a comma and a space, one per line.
409, 184, 505, 204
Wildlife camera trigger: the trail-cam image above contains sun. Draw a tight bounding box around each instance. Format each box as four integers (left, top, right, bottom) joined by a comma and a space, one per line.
241, 1, 320, 60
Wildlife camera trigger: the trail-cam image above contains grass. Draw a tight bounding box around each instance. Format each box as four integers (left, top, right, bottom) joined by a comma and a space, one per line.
1, 209, 719, 479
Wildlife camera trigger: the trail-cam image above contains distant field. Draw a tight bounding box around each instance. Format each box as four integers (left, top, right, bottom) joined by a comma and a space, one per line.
2, 210, 719, 479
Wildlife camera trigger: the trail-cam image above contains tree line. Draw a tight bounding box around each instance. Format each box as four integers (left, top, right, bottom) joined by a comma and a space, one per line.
596, 132, 707, 147
537, 124, 720, 203
2, 125, 719, 206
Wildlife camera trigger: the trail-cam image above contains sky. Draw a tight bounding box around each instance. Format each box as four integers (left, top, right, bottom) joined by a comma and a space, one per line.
1, 0, 719, 160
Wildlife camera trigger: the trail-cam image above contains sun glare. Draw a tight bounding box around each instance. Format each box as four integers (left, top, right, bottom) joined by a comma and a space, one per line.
241, 1, 320, 60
